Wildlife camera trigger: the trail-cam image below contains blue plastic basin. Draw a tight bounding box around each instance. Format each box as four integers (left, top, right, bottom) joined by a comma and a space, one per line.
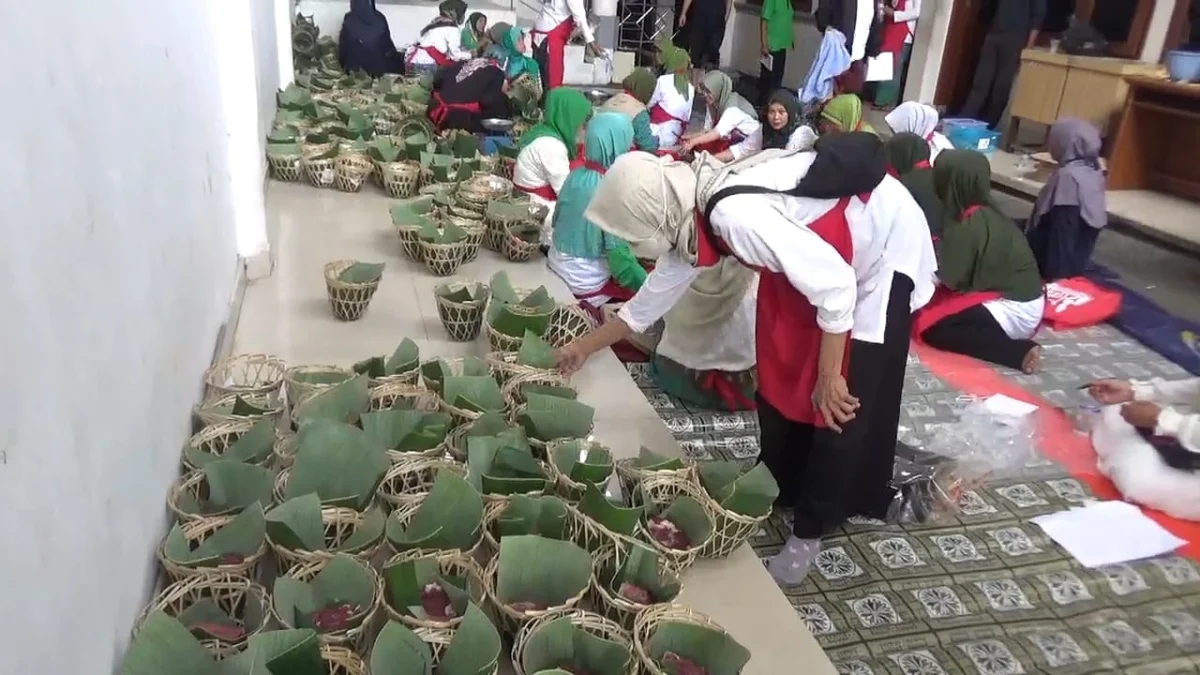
1166, 50, 1200, 83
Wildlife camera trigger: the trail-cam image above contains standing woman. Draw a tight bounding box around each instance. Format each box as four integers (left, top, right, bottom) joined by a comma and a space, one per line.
598, 69, 660, 152
875, 0, 921, 108
885, 132, 942, 237
884, 101, 953, 160
406, 0, 472, 77
532, 0, 605, 90
557, 135, 936, 584
1025, 118, 1107, 281
513, 88, 593, 246
818, 93, 877, 135
680, 71, 762, 162
646, 45, 695, 148
338, 0, 404, 77
762, 89, 818, 151
678, 0, 733, 71
460, 12, 488, 52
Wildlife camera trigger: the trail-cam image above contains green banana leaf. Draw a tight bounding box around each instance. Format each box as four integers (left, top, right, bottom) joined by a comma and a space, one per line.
390, 197, 436, 226
286, 420, 388, 509
386, 471, 484, 553
288, 367, 351, 388
517, 383, 578, 402
436, 281, 484, 304
488, 271, 520, 304
272, 554, 376, 632
361, 409, 451, 453
369, 136, 405, 163
266, 494, 387, 554
697, 461, 779, 518
174, 593, 266, 643
516, 331, 557, 369
417, 220, 468, 244
403, 132, 431, 158
369, 621, 434, 675
370, 604, 500, 675
224, 628, 325, 675
519, 613, 632, 675
382, 556, 471, 621
352, 356, 387, 379
185, 418, 275, 468
645, 621, 751, 675
276, 109, 308, 126
495, 535, 592, 610
118, 612, 222, 675
467, 436, 548, 495
578, 484, 642, 536
520, 394, 594, 443
486, 283, 556, 337
161, 503, 266, 569
174, 461, 274, 518
463, 411, 517, 439
606, 542, 681, 604
419, 357, 490, 396
337, 261, 386, 284
200, 395, 274, 420
292, 374, 370, 426
385, 338, 421, 374
442, 375, 504, 413
632, 446, 686, 471
645, 495, 712, 550
448, 131, 479, 158
498, 142, 521, 160
267, 141, 303, 156
268, 126, 299, 143
495, 495, 569, 540
549, 440, 612, 485
278, 84, 313, 110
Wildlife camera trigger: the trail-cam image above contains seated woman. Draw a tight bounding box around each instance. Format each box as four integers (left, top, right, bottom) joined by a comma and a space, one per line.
597, 69, 660, 152
884, 102, 954, 161
338, 0, 404, 77
1026, 118, 1107, 281
646, 45, 695, 148
426, 58, 511, 133
1088, 377, 1200, 521
915, 150, 1044, 373
680, 71, 763, 162
763, 89, 818, 151
885, 132, 942, 237
513, 87, 592, 245
548, 113, 645, 309
406, 0, 472, 77
818, 94, 877, 135
460, 12, 487, 52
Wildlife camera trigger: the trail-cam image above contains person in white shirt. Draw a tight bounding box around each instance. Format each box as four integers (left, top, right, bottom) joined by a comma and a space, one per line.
533, 0, 605, 90
875, 0, 921, 107
680, 70, 763, 162
885, 101, 954, 161
762, 89, 818, 152
556, 134, 937, 585
406, 0, 472, 77
646, 44, 696, 148
1089, 378, 1200, 520
512, 87, 593, 247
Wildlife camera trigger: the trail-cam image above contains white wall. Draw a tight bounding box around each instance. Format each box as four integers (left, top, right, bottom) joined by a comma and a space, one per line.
0, 2, 245, 672
723, 5, 824, 90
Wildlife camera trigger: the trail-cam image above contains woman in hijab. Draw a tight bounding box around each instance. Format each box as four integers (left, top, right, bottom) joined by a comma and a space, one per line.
884, 101, 954, 160
885, 132, 942, 237
483, 21, 511, 55
426, 58, 510, 133
645, 45, 695, 149
818, 94, 876, 135
915, 150, 1045, 373
338, 0, 403, 77
495, 27, 542, 89
1025, 118, 1107, 281
406, 0, 472, 77
762, 89, 818, 151
597, 69, 660, 152
513, 87, 593, 246
548, 113, 645, 310
460, 12, 487, 51
556, 134, 937, 585
680, 71, 763, 162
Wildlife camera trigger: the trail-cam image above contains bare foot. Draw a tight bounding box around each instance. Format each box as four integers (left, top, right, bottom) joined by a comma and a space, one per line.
1021, 346, 1042, 374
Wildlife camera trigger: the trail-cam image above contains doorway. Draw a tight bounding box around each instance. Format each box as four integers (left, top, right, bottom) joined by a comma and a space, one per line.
932, 0, 986, 110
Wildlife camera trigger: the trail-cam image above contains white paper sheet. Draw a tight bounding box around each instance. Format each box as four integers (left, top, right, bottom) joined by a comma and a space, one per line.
1031, 501, 1186, 568
761, 55, 774, 71
983, 394, 1039, 418
864, 53, 894, 82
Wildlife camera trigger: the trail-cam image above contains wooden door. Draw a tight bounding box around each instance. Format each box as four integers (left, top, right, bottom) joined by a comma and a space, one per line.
933, 0, 987, 108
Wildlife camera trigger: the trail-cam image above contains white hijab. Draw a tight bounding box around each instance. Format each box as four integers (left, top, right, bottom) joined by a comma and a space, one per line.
885, 102, 954, 160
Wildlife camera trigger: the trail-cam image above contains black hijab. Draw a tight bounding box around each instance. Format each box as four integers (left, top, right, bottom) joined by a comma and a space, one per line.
792, 132, 887, 199
761, 89, 803, 150
886, 132, 943, 236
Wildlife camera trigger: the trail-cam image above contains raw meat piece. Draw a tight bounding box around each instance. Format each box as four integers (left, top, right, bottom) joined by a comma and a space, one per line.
420, 583, 457, 621
647, 516, 691, 550
311, 602, 357, 632
219, 553, 245, 565
662, 652, 708, 675
617, 582, 653, 604
191, 622, 247, 642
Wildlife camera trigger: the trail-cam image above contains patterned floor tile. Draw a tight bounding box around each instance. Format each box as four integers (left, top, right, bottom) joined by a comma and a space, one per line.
1015, 560, 1121, 619
828, 581, 932, 642
809, 535, 890, 594
787, 591, 866, 649
1067, 608, 1185, 669
963, 522, 1069, 569
851, 530, 949, 582
939, 624, 1038, 675
955, 570, 1058, 624
1086, 562, 1179, 608
913, 527, 1010, 576
891, 578, 995, 632
1004, 620, 1119, 675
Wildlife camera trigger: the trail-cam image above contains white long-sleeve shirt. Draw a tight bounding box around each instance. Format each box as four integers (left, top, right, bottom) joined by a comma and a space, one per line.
407, 25, 472, 65
1133, 377, 1200, 454
713, 108, 763, 160
646, 75, 695, 147
534, 0, 594, 44
513, 136, 571, 245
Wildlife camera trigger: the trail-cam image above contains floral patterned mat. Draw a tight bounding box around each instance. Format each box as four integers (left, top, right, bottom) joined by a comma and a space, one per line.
625, 324, 1200, 675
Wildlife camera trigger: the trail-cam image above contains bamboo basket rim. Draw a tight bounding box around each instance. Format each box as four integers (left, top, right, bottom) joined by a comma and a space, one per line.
271, 557, 384, 647
368, 381, 440, 413
182, 420, 271, 471
385, 498, 485, 559
484, 321, 526, 354
588, 541, 684, 622
633, 472, 716, 571
543, 438, 615, 496
380, 550, 487, 630
367, 367, 422, 390
203, 353, 287, 398
284, 363, 355, 405
377, 458, 465, 508
321, 644, 369, 675
485, 352, 560, 386
265, 502, 386, 566
166, 468, 275, 523
633, 604, 738, 675
693, 467, 774, 559
433, 279, 490, 309
483, 549, 590, 628
511, 608, 636, 675
324, 260, 384, 291
133, 574, 270, 645
194, 391, 284, 427
157, 514, 268, 581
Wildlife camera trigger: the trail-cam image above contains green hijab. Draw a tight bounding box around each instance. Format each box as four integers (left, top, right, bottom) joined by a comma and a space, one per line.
501, 26, 540, 82
519, 87, 592, 159
702, 70, 757, 117
622, 68, 656, 104
886, 132, 943, 236
461, 12, 485, 50
821, 94, 877, 135
553, 113, 636, 253
932, 150, 1042, 301
438, 0, 467, 24
659, 44, 691, 96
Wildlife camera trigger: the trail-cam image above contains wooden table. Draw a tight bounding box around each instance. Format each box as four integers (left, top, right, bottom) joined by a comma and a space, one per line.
1108, 76, 1200, 201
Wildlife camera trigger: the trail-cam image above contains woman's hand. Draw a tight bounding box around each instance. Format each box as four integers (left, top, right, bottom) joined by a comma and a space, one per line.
813, 373, 859, 433
555, 341, 592, 375
1120, 401, 1162, 430
1088, 379, 1135, 405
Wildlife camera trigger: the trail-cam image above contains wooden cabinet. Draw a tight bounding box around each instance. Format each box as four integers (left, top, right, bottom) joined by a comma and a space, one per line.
1108, 77, 1200, 202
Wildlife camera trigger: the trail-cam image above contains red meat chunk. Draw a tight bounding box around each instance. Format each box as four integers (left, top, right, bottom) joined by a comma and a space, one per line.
191, 622, 247, 642
647, 516, 692, 550
662, 652, 708, 675
617, 582, 653, 605
311, 602, 357, 633
420, 583, 457, 621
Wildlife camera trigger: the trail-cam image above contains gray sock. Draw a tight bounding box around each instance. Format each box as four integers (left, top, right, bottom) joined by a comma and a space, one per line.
767, 536, 822, 586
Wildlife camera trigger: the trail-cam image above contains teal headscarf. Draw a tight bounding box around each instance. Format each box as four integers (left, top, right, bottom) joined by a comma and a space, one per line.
498, 26, 540, 83
552, 113, 636, 258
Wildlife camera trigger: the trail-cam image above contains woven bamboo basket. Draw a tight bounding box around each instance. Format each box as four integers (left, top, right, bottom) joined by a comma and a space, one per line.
614, 460, 696, 507
334, 154, 374, 192
373, 114, 397, 136
396, 219, 426, 262
266, 503, 386, 568
194, 391, 284, 428
304, 152, 337, 188
484, 202, 546, 252
499, 369, 574, 409
201, 640, 245, 661
439, 396, 504, 430
458, 174, 512, 209
509, 404, 594, 454
324, 260, 383, 322
484, 552, 590, 635
367, 367, 421, 391
433, 280, 490, 342
406, 625, 497, 672
697, 484, 771, 560
204, 353, 287, 400
157, 514, 268, 581
378, 160, 422, 198
267, 147, 304, 182
501, 221, 542, 263
634, 605, 740, 675
368, 382, 441, 412
441, 424, 470, 463
183, 421, 272, 470
382, 550, 487, 630
633, 473, 715, 572
544, 439, 614, 502
445, 215, 485, 263
272, 558, 384, 650
511, 609, 637, 675
543, 304, 598, 349
478, 490, 595, 561
320, 646, 368, 675
484, 321, 526, 354
133, 575, 270, 649
273, 431, 298, 468
166, 468, 273, 523
497, 156, 515, 181
284, 364, 353, 405
419, 239, 469, 277
386, 499, 484, 558
486, 352, 563, 388
588, 544, 684, 631
419, 356, 497, 395
478, 154, 500, 176
377, 458, 465, 508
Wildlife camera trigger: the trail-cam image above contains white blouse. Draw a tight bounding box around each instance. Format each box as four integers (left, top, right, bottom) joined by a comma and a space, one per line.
407, 25, 471, 65
646, 75, 695, 148
712, 108, 763, 160
513, 136, 572, 245
785, 125, 819, 152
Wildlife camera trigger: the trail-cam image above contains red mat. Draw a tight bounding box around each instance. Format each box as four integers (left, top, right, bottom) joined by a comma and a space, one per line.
914, 341, 1200, 560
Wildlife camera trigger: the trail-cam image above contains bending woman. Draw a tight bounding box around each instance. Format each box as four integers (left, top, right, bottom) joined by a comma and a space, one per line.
647, 45, 696, 148
598, 69, 660, 152
513, 87, 592, 245
885, 132, 942, 237
915, 150, 1044, 373
884, 101, 953, 161
407, 0, 472, 77
1026, 118, 1107, 281
763, 89, 818, 151
548, 113, 646, 308
681, 71, 762, 161
556, 135, 936, 584
427, 58, 511, 133
819, 93, 877, 135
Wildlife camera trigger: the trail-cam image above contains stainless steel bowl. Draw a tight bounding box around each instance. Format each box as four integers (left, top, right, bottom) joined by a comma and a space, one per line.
585, 89, 614, 105
481, 118, 515, 132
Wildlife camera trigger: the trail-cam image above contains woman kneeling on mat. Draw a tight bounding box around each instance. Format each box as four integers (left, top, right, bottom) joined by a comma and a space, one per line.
555, 134, 936, 585
885, 133, 942, 238
597, 69, 660, 152
407, 0, 472, 77
426, 58, 511, 133
915, 150, 1044, 373
513, 88, 592, 246
679, 71, 762, 162
647, 45, 696, 149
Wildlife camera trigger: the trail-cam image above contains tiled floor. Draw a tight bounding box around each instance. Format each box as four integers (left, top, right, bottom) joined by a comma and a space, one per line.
232, 180, 838, 675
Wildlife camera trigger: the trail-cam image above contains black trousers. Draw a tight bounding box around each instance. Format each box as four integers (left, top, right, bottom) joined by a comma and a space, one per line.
922, 304, 1037, 371
533, 40, 551, 105
960, 31, 1025, 127
759, 49, 788, 108
758, 274, 914, 538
